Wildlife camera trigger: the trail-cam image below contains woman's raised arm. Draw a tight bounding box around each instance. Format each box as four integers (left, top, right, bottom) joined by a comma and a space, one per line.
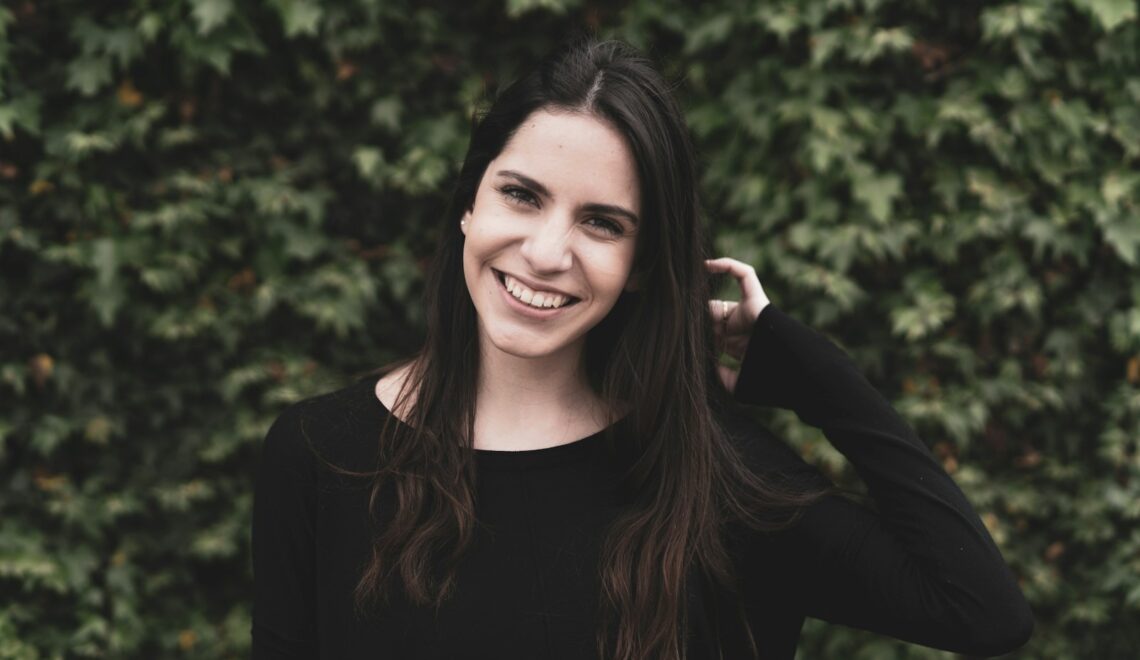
710, 259, 1033, 656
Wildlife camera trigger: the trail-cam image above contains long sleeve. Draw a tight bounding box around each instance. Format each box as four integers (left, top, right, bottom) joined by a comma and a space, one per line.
732, 304, 1034, 656
251, 405, 319, 659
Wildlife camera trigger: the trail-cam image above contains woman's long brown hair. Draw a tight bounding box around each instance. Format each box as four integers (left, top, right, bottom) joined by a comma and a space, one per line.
330, 38, 828, 659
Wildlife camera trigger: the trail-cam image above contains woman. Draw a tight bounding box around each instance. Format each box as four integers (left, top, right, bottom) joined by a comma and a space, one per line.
252, 39, 1033, 659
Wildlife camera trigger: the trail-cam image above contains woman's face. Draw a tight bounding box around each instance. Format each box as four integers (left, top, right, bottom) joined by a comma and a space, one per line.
461, 108, 641, 363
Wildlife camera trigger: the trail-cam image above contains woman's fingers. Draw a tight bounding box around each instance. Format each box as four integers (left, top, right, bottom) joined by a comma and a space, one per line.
708, 298, 752, 361
706, 257, 772, 368
706, 299, 740, 325
705, 257, 770, 325
707, 300, 747, 344
705, 258, 766, 311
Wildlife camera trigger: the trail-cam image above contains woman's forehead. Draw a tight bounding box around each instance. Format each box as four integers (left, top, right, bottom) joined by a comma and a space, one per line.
492, 110, 640, 215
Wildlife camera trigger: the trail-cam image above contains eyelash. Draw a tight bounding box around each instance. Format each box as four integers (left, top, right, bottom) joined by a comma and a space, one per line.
499, 185, 625, 237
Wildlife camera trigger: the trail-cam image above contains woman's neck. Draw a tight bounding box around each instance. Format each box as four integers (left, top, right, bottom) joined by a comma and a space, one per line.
473, 342, 607, 451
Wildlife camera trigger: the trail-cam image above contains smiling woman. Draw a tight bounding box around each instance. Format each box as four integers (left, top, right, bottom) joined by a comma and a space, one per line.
251, 37, 1033, 660
460, 110, 640, 384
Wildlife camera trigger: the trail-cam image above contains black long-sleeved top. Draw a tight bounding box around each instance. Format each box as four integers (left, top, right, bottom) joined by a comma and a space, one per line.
251, 304, 1034, 658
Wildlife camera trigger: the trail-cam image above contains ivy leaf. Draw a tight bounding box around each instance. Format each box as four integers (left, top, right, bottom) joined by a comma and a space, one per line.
1071, 0, 1138, 32
762, 10, 799, 42
137, 12, 163, 41
31, 416, 73, 456
851, 165, 903, 224
190, 0, 234, 36
890, 270, 956, 341
352, 146, 384, 182
810, 29, 843, 66
860, 27, 914, 63
1102, 170, 1140, 207
369, 97, 402, 132
966, 168, 1025, 211
100, 27, 143, 67
1107, 307, 1140, 353
275, 0, 323, 37
0, 94, 41, 139
65, 57, 112, 96
1101, 219, 1140, 267
684, 14, 733, 53
88, 238, 124, 327
505, 0, 582, 17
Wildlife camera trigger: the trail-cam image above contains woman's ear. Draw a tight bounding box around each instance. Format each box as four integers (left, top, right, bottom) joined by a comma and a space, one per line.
461, 208, 471, 235
624, 270, 642, 292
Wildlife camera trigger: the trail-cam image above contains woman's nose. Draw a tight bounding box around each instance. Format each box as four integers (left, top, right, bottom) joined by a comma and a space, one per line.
519, 215, 573, 273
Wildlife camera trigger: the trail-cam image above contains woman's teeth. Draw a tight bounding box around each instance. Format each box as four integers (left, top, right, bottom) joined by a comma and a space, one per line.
502, 273, 575, 309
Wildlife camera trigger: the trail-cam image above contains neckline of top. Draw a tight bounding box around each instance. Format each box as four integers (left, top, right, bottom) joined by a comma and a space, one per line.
355, 375, 617, 471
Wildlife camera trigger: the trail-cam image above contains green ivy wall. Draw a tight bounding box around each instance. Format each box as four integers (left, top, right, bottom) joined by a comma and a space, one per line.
2, 0, 1138, 657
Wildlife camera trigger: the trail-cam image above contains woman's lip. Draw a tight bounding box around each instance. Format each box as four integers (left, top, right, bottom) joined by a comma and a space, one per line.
493, 269, 578, 300
494, 269, 580, 316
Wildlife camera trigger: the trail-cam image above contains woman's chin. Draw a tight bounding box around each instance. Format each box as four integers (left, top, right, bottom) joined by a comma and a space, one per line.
482, 329, 582, 361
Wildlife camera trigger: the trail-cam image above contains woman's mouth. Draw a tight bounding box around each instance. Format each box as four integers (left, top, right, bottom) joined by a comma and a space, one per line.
493, 269, 581, 314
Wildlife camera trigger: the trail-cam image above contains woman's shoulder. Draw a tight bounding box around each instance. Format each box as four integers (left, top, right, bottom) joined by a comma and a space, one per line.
260, 375, 385, 474
374, 361, 417, 424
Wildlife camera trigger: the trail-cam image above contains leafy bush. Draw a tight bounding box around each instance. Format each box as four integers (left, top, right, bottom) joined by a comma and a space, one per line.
2, 0, 1137, 657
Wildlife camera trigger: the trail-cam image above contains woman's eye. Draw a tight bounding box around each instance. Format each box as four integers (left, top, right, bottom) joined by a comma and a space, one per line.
501, 186, 538, 206
587, 217, 624, 237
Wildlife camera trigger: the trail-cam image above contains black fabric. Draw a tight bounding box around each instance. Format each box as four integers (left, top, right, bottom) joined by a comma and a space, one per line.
251, 305, 1033, 659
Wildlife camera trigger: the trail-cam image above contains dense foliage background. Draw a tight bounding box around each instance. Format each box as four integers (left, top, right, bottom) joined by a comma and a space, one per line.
3, 0, 1138, 657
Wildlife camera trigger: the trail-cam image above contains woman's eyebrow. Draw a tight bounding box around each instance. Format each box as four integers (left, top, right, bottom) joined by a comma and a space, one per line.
495, 169, 640, 226
582, 202, 639, 226
497, 170, 551, 198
